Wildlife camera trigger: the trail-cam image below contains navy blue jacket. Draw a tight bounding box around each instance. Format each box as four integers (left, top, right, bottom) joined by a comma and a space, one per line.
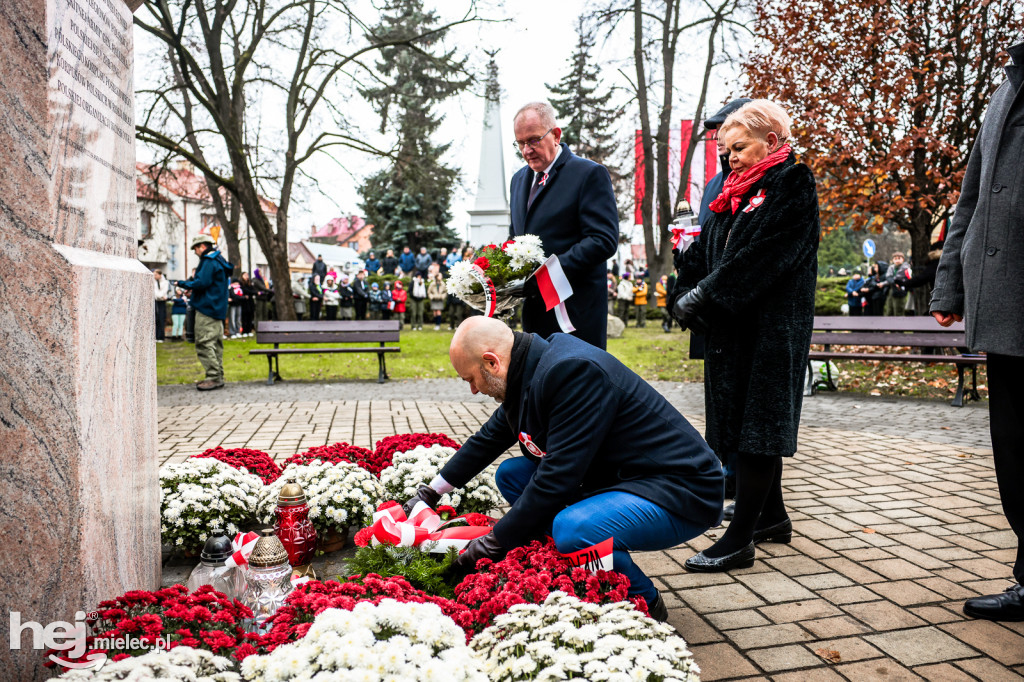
178, 249, 233, 320
439, 333, 723, 548
510, 144, 619, 349
398, 252, 416, 273
699, 171, 726, 226
365, 257, 381, 274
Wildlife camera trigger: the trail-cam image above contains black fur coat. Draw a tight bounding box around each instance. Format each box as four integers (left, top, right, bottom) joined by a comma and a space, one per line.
673, 155, 820, 457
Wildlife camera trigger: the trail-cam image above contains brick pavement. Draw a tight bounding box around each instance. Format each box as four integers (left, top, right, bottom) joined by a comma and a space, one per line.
158, 383, 1023, 681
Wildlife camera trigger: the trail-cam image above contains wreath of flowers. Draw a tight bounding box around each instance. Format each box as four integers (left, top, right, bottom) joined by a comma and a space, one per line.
55, 646, 241, 681
372, 432, 461, 474
379, 445, 501, 515
471, 591, 700, 682
282, 442, 387, 476
160, 459, 263, 553
257, 575, 473, 653
241, 601, 486, 682
454, 539, 641, 637
259, 461, 382, 537
447, 235, 546, 296
46, 585, 258, 673
191, 447, 282, 485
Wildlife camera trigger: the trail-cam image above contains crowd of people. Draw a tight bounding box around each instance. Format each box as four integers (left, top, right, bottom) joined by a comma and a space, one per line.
840, 246, 943, 316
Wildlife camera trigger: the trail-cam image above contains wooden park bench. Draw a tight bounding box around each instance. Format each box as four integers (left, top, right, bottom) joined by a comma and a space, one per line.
250, 320, 400, 385
808, 316, 985, 407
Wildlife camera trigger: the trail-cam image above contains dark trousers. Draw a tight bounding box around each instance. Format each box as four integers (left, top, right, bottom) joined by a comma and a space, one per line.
309, 300, 321, 320
988, 353, 1024, 583
355, 299, 367, 320
155, 301, 167, 340
849, 300, 863, 316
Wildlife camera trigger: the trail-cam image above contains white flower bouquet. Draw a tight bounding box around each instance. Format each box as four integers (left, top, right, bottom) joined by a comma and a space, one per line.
58, 646, 241, 681
470, 591, 701, 682
379, 444, 502, 515
239, 600, 487, 682
160, 458, 263, 553
447, 235, 546, 315
259, 461, 383, 536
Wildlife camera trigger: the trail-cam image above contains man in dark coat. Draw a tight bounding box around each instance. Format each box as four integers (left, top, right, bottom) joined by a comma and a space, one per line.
177, 235, 233, 390
931, 40, 1024, 622
311, 255, 328, 283
403, 317, 723, 621
509, 102, 619, 349
697, 98, 751, 226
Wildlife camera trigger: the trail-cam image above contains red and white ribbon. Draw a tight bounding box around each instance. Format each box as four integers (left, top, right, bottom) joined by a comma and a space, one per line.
671, 224, 701, 252
225, 531, 261, 568
531, 254, 575, 333
469, 264, 498, 317
557, 537, 615, 572
370, 501, 491, 554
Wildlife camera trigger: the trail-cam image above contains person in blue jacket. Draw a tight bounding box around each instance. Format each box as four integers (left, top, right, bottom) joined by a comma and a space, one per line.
177, 234, 233, 390
404, 316, 724, 621
398, 246, 416, 275
845, 270, 867, 316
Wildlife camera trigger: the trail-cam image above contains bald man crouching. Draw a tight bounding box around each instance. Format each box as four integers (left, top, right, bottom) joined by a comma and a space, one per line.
403, 317, 724, 621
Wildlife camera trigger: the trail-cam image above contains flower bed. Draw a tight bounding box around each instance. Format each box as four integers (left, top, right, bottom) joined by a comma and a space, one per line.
455, 539, 642, 637
379, 444, 501, 515
471, 591, 699, 681
160, 459, 263, 553
242, 601, 486, 681
259, 461, 382, 537
192, 447, 282, 485
373, 432, 461, 472
258, 574, 473, 653
282, 441, 383, 475
47, 585, 257, 673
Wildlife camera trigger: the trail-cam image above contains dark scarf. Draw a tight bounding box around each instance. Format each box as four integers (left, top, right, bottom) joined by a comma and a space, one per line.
503, 332, 533, 419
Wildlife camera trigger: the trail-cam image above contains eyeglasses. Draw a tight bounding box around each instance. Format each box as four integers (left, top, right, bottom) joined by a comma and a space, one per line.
512, 128, 554, 152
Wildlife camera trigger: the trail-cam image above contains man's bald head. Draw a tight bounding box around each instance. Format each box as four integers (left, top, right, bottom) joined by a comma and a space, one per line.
450, 317, 514, 401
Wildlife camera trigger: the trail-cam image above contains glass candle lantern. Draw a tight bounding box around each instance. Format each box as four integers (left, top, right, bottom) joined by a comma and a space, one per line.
240, 529, 293, 634
186, 531, 244, 600
273, 482, 317, 578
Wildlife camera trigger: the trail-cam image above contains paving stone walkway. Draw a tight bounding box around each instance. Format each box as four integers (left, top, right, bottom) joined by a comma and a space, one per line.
158, 380, 1024, 681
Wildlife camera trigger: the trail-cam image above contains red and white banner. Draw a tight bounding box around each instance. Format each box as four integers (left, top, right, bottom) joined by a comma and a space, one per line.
225, 531, 261, 568
532, 254, 575, 333
671, 224, 701, 252
370, 501, 491, 554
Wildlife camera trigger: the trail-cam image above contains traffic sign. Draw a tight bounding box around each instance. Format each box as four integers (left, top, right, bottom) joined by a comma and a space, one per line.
863, 239, 876, 259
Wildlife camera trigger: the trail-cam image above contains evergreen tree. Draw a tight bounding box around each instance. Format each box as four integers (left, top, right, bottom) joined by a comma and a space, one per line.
546, 18, 626, 215
358, 0, 469, 252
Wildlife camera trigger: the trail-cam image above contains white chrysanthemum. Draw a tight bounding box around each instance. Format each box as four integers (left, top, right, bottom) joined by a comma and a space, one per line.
159, 459, 262, 554
503, 235, 546, 272
239, 602, 485, 681
470, 592, 700, 682
446, 260, 477, 297
57, 645, 241, 681
258, 461, 384, 536
378, 445, 501, 515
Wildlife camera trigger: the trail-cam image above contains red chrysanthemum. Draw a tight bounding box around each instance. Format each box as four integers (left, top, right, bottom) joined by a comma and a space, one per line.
372, 433, 461, 474
191, 447, 282, 484
473, 256, 491, 271
283, 442, 386, 475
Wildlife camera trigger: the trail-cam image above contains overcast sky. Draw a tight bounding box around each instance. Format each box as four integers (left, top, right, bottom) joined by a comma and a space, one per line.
135, 0, 747, 240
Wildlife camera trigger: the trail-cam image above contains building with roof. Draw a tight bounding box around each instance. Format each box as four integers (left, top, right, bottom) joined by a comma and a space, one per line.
136, 161, 277, 280
289, 241, 365, 277
308, 215, 374, 253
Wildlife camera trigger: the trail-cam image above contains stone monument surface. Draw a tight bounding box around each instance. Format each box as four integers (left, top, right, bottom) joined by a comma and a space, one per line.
0, 0, 158, 677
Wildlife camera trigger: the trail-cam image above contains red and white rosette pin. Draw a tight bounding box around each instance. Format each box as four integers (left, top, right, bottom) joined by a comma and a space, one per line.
671, 224, 701, 252
369, 501, 492, 554
532, 254, 575, 333
469, 264, 498, 317
224, 531, 260, 568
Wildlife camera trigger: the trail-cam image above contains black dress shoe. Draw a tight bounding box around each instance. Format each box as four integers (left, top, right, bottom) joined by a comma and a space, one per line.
647, 591, 669, 622
752, 518, 792, 544
722, 502, 735, 521
963, 584, 1024, 622
684, 543, 755, 573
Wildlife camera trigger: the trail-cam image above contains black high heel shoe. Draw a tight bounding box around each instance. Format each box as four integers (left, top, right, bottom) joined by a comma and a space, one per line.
684, 542, 755, 573
752, 518, 792, 544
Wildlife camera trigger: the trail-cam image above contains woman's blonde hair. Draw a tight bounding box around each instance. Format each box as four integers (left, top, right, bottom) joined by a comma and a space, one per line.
719, 99, 792, 143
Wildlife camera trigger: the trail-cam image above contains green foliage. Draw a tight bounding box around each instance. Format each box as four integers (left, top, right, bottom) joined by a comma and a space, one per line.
343, 544, 459, 598
815, 276, 848, 315
357, 0, 468, 253
818, 227, 864, 274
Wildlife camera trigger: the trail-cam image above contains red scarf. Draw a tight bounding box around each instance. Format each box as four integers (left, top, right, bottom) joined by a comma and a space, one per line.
709, 143, 792, 214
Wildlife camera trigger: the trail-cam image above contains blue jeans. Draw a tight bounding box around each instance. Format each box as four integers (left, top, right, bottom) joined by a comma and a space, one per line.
495, 457, 706, 602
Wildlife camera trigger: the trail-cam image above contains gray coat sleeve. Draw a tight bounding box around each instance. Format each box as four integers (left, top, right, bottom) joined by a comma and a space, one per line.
930, 127, 984, 316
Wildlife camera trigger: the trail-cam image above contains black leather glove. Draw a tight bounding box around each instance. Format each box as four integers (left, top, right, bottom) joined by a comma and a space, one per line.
453, 532, 506, 572
402, 484, 442, 516
504, 277, 540, 300
671, 285, 710, 335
